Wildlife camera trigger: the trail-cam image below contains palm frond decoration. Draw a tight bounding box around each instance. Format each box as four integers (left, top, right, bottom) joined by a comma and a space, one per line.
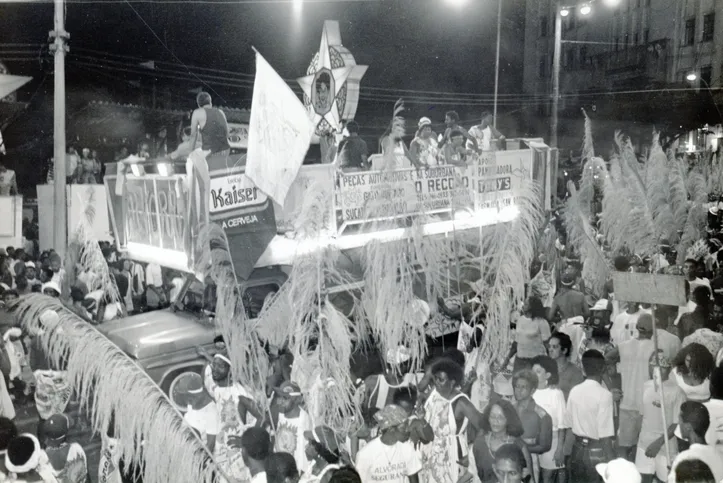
677, 170, 709, 264
645, 133, 675, 241
195, 223, 270, 410
64, 186, 120, 304
600, 133, 657, 257
10, 295, 220, 483
477, 180, 544, 364
668, 149, 691, 241
581, 108, 595, 163
564, 181, 610, 296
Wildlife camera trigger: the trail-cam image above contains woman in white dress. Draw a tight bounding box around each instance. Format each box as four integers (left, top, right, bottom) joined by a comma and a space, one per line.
409, 118, 439, 168
421, 359, 484, 483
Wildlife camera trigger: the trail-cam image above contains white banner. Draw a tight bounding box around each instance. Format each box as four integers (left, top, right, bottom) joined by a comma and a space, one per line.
245, 51, 313, 206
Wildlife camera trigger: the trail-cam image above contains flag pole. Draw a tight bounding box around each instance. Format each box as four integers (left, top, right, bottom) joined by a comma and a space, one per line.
652, 312, 672, 469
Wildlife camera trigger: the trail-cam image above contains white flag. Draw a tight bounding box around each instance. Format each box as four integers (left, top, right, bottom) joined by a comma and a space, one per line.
246, 52, 313, 206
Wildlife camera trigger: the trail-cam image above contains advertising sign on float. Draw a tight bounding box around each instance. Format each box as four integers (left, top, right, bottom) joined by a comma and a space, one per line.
337, 150, 534, 225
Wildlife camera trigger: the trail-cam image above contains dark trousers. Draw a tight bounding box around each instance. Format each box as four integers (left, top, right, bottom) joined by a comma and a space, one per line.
569, 435, 605, 483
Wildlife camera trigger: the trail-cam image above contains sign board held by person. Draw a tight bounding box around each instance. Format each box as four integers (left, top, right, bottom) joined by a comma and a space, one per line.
612, 272, 686, 306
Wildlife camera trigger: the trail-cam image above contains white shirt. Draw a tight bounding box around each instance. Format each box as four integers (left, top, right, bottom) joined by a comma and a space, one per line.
184, 402, 219, 441
145, 263, 163, 287
667, 443, 723, 483
533, 387, 567, 431
618, 338, 655, 411
704, 399, 723, 450
274, 410, 312, 473
610, 309, 651, 344
564, 379, 615, 439
250, 472, 267, 483
355, 438, 423, 483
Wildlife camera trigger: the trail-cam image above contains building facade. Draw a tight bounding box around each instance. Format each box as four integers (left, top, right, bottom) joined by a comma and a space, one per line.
522, 0, 722, 148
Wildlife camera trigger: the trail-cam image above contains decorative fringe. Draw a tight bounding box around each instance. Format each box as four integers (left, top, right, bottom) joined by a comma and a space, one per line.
195, 224, 270, 411
477, 181, 545, 364
10, 295, 220, 483
563, 181, 610, 297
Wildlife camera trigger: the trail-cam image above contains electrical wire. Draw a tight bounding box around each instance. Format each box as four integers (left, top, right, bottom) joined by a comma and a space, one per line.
121, 0, 228, 104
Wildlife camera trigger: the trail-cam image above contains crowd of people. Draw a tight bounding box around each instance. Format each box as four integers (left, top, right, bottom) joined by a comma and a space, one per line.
335, 110, 506, 172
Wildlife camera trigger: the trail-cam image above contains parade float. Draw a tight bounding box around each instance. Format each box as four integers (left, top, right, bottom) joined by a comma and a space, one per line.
11, 21, 553, 483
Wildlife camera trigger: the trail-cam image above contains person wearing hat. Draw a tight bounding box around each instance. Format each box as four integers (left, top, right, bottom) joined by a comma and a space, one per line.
270, 381, 311, 473
179, 372, 218, 451
3, 433, 56, 482
605, 313, 657, 460
362, 345, 422, 415
24, 263, 40, 292
336, 121, 368, 172
40, 414, 89, 483
300, 426, 341, 483
355, 405, 422, 483
635, 350, 686, 480
41, 282, 61, 299
409, 117, 439, 168
596, 458, 641, 483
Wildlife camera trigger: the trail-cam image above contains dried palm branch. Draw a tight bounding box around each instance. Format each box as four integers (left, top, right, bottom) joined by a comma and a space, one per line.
600, 133, 657, 257
564, 181, 610, 297
64, 186, 120, 304
581, 109, 595, 164
645, 133, 675, 240
476, 180, 544, 364
677, 170, 709, 264
668, 149, 690, 241
297, 301, 362, 435
195, 223, 270, 410
10, 295, 221, 483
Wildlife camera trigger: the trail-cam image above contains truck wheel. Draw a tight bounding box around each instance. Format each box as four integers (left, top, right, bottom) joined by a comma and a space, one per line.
163, 366, 205, 412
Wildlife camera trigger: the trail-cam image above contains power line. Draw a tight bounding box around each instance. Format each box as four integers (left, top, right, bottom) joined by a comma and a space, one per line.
121, 0, 228, 104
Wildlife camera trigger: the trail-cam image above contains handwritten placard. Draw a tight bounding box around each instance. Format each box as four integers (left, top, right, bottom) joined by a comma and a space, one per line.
612, 272, 687, 306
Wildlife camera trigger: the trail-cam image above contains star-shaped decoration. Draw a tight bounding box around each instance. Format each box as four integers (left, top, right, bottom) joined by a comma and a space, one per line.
297, 21, 368, 138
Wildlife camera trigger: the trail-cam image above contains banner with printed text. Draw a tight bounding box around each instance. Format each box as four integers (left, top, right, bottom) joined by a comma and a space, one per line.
337, 150, 534, 224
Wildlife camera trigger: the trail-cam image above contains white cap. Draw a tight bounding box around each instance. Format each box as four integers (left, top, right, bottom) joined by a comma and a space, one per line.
41, 281, 61, 295
418, 117, 432, 128
596, 459, 641, 483
25, 261, 35, 268
591, 299, 609, 311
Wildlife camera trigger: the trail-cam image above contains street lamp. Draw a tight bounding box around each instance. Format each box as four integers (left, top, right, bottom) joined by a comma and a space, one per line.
687, 73, 698, 82
686, 71, 722, 121
579, 3, 592, 15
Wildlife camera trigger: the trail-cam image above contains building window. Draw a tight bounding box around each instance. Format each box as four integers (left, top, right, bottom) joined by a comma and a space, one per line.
646, 0, 651, 5
634, 32, 639, 44
644, 29, 649, 44
624, 33, 629, 48
580, 46, 588, 65
615, 37, 620, 51
701, 65, 713, 86
540, 15, 548, 37
685, 18, 696, 45
539, 57, 546, 78
703, 13, 715, 41
566, 48, 575, 68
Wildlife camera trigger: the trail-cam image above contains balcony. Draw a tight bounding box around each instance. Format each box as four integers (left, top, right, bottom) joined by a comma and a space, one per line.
590, 39, 669, 83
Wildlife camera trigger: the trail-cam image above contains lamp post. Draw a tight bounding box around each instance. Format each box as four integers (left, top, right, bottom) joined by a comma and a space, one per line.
552, 1, 619, 148
493, 0, 502, 128
687, 72, 723, 122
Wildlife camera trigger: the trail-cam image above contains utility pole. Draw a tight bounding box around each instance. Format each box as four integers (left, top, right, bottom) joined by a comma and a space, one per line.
551, 1, 562, 148
493, 0, 502, 128
50, 0, 68, 255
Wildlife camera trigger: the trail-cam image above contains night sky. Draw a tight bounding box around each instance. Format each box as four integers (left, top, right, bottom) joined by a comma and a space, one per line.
1, 0, 525, 107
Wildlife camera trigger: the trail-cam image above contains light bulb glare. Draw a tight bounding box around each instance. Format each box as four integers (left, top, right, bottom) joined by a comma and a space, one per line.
580, 4, 592, 15
560, 8, 570, 17
687, 73, 698, 81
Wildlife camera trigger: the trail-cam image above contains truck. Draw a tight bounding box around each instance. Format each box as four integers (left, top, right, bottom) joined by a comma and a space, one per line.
100, 139, 555, 399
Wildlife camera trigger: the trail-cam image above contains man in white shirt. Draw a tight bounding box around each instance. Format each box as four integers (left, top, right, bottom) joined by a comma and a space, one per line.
563, 350, 615, 483
145, 263, 165, 309
180, 373, 218, 452
270, 381, 311, 473
668, 401, 723, 483
467, 111, 505, 152
356, 404, 423, 483
684, 258, 711, 292
606, 314, 656, 460
610, 302, 651, 345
